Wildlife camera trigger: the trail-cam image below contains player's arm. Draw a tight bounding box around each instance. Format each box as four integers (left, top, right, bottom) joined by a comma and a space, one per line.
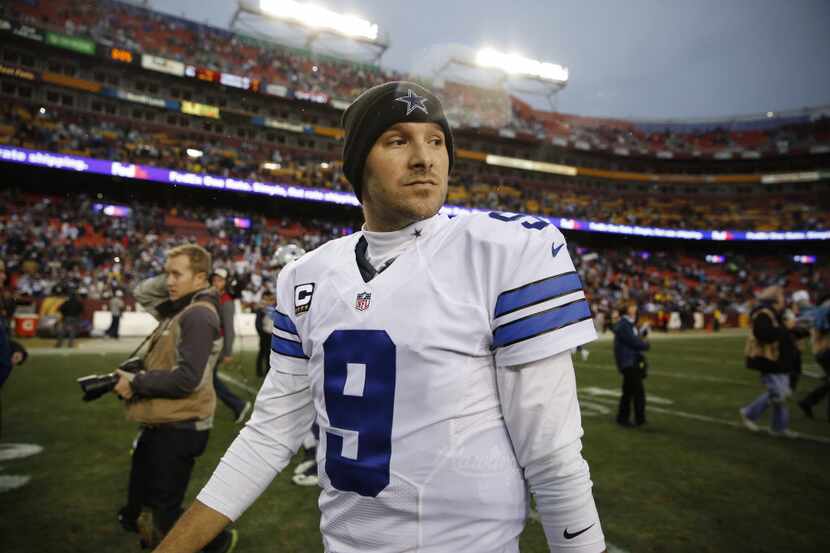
153, 500, 231, 553
497, 352, 606, 553
156, 269, 313, 551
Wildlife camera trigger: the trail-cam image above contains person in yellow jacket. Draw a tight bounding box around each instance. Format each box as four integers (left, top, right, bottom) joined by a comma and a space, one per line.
739, 286, 798, 437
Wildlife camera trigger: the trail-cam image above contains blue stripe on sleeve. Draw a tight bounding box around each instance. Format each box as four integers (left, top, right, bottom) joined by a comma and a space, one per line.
273, 310, 299, 336
492, 298, 592, 349
271, 334, 308, 359
494, 271, 583, 318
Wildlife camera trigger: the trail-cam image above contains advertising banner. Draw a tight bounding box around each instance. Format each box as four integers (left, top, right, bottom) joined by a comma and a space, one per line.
46, 32, 95, 55
181, 101, 220, 119
141, 55, 185, 77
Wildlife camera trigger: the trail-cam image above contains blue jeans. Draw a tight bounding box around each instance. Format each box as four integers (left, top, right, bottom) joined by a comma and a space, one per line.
742, 373, 791, 432
213, 358, 245, 417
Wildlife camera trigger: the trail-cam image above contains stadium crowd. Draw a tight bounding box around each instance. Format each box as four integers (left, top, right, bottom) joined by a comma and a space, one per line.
6, 0, 830, 158
2, 188, 825, 334
3, 103, 828, 231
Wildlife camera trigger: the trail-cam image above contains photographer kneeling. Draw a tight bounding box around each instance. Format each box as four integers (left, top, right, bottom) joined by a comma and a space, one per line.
113, 244, 237, 552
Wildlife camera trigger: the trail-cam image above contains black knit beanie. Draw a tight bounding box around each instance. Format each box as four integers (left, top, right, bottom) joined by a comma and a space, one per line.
341, 81, 455, 203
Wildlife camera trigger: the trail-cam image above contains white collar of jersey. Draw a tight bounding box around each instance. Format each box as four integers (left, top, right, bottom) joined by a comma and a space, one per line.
361, 213, 443, 270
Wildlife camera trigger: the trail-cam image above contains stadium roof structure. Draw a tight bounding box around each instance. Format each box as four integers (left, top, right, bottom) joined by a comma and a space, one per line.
434, 47, 569, 111
230, 0, 390, 64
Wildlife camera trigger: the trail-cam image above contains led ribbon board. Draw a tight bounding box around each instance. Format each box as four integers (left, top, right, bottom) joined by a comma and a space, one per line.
1, 145, 828, 242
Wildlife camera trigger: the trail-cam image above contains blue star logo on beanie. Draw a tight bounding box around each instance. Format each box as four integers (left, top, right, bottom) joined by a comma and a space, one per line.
395, 89, 429, 116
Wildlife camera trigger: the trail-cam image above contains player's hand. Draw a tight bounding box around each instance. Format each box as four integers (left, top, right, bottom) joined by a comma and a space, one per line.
223, 355, 234, 364
113, 372, 134, 400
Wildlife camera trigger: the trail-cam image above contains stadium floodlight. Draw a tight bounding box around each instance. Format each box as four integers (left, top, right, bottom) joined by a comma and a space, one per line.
257, 0, 378, 41
475, 48, 568, 84
186, 148, 203, 159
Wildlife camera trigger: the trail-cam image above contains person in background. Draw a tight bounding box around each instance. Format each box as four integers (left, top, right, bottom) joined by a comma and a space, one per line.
0, 260, 15, 335
106, 290, 126, 339
798, 292, 830, 421
210, 268, 251, 424
614, 301, 650, 427
114, 244, 237, 552
740, 286, 798, 437
56, 290, 84, 348
785, 290, 812, 392
253, 290, 275, 378
0, 260, 27, 438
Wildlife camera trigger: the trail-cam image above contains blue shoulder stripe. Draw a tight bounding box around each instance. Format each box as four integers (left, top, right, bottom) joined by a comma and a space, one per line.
273, 310, 300, 336
495, 271, 583, 318
271, 335, 308, 359
493, 298, 592, 349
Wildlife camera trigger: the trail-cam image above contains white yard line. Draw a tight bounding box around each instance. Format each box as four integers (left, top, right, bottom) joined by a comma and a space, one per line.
579, 362, 750, 385
217, 371, 260, 395
584, 395, 830, 445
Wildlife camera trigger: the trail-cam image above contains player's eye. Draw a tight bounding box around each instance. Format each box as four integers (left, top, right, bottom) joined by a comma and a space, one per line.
387, 136, 406, 146
428, 136, 444, 146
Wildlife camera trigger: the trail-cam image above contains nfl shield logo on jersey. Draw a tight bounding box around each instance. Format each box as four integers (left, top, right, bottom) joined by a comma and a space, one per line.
355, 292, 371, 311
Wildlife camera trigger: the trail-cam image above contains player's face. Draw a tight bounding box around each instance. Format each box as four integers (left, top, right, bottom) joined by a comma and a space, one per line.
212, 275, 226, 293
165, 255, 207, 301
362, 122, 449, 231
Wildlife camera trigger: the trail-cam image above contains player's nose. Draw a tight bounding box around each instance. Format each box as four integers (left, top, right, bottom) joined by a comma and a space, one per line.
407, 139, 434, 170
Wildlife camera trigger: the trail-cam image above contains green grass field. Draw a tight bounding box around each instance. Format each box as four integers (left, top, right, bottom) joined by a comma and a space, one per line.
1, 334, 828, 552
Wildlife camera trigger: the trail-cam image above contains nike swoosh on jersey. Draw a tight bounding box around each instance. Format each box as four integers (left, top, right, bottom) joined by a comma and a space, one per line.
551, 243, 565, 257
563, 523, 595, 540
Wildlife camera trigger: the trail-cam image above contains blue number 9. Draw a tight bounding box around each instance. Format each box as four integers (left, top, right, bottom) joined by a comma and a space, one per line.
488, 211, 550, 230
323, 329, 396, 497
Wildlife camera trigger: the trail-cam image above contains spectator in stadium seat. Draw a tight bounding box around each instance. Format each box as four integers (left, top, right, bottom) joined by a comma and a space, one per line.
614, 301, 650, 427
113, 244, 237, 552
210, 268, 251, 424
740, 286, 798, 437
55, 290, 84, 348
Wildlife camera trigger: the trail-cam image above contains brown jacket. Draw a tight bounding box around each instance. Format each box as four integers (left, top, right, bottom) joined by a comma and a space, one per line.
744, 305, 793, 374
126, 288, 222, 426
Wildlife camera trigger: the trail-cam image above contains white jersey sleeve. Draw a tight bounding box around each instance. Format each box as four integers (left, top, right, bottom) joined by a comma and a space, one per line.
497, 352, 605, 553
484, 214, 597, 367
270, 263, 310, 376
196, 265, 314, 521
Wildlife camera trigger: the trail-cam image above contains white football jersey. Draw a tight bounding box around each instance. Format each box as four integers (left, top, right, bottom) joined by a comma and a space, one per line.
269, 212, 596, 553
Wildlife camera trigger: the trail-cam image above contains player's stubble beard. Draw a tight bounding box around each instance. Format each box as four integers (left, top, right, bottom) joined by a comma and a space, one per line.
362, 175, 448, 232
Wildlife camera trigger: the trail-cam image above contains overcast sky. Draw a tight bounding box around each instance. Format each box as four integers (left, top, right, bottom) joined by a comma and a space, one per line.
150, 0, 830, 120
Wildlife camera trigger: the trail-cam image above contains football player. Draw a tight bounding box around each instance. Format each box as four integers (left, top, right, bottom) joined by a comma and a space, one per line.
155, 82, 606, 553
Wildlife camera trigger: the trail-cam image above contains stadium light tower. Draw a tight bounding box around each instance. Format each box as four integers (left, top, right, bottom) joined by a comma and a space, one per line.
230, 0, 389, 63
435, 46, 568, 110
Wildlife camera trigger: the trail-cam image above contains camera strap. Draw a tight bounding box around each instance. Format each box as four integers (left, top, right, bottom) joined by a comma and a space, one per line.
128, 325, 161, 359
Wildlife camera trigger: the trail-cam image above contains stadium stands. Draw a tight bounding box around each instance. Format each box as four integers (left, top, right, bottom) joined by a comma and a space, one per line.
6, 0, 830, 160
0, 0, 827, 330
2, 188, 825, 332
2, 100, 828, 231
